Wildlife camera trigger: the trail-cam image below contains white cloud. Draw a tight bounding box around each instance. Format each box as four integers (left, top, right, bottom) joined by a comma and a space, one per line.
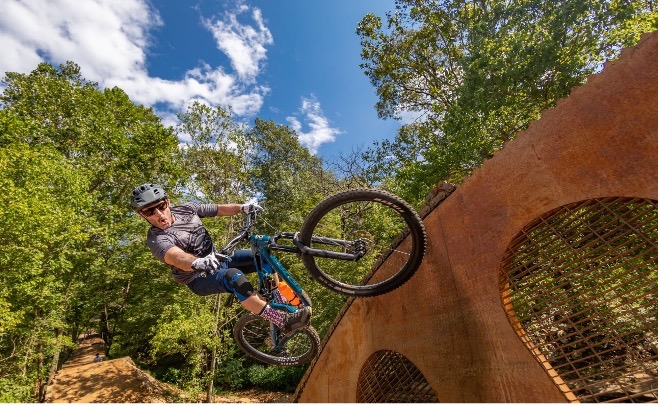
287, 95, 341, 154
203, 6, 273, 82
0, 0, 271, 120
0, 0, 156, 82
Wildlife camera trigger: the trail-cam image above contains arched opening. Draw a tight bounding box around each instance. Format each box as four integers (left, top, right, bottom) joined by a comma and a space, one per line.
500, 197, 658, 402
356, 349, 439, 402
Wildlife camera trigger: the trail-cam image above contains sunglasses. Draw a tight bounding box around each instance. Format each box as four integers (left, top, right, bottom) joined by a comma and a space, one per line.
141, 200, 169, 216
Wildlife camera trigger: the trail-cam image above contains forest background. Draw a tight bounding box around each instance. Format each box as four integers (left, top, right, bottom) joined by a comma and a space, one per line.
0, 0, 656, 402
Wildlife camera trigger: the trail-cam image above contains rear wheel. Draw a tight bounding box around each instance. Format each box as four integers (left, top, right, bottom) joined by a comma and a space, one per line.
233, 314, 320, 366
299, 189, 426, 297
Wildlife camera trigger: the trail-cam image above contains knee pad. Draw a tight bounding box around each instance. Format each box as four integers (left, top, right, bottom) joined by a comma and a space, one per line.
222, 268, 254, 301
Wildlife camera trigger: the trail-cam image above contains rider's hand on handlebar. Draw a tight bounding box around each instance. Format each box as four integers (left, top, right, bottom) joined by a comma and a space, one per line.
241, 202, 263, 214
191, 254, 220, 274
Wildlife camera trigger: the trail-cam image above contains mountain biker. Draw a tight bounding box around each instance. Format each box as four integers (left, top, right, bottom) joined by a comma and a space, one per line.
131, 183, 311, 335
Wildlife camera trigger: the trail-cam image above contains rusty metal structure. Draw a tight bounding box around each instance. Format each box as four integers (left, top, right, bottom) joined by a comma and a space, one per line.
294, 32, 657, 403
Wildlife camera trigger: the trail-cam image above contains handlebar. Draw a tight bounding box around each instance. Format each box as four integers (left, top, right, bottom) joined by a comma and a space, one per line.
219, 210, 300, 255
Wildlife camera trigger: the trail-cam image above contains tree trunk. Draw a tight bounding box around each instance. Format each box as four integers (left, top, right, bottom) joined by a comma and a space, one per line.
206, 348, 217, 403
36, 343, 46, 402
47, 328, 63, 385
205, 295, 223, 403
100, 305, 113, 354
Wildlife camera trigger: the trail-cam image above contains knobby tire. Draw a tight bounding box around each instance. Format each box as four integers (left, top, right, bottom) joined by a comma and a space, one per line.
299, 189, 426, 297
233, 314, 320, 366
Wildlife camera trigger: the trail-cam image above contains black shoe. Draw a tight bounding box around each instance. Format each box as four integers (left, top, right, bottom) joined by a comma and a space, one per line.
281, 307, 311, 335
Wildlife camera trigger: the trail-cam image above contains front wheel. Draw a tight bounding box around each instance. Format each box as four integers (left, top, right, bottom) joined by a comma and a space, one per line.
298, 189, 427, 297
233, 314, 320, 366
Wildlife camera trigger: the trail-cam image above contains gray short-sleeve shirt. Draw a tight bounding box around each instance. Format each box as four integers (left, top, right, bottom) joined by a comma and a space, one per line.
146, 203, 219, 285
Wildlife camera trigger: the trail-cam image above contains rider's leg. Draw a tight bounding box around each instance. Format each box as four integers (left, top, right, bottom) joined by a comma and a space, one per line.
222, 268, 310, 332
226, 249, 257, 274
241, 293, 286, 327
186, 268, 310, 332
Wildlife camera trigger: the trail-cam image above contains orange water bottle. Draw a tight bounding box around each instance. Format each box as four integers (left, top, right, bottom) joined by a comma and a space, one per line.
277, 280, 301, 306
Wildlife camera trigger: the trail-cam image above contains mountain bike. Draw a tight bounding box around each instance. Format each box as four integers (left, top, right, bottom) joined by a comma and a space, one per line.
222, 189, 427, 366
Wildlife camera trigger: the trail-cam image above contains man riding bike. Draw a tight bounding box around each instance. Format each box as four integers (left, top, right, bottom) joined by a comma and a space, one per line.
131, 183, 311, 334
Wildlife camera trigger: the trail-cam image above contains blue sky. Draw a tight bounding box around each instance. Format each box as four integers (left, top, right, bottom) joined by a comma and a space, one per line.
0, 0, 402, 160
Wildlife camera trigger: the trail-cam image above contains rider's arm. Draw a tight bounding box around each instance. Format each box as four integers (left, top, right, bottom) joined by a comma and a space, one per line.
163, 246, 198, 273
216, 204, 241, 216
195, 203, 241, 218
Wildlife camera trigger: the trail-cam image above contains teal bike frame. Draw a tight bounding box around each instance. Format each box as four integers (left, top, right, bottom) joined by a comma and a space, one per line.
249, 232, 311, 313
221, 210, 363, 315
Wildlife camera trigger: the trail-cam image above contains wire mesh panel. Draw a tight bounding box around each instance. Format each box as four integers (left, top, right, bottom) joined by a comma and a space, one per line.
500, 197, 658, 402
356, 350, 439, 402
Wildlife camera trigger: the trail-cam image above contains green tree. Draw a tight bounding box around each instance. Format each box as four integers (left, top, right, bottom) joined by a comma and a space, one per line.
1, 61, 181, 205
357, 0, 657, 206
176, 101, 251, 204
0, 61, 183, 400
0, 141, 96, 401
247, 118, 333, 228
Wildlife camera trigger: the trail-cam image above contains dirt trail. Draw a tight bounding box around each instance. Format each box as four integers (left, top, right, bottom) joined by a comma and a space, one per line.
45, 337, 178, 403
45, 336, 292, 403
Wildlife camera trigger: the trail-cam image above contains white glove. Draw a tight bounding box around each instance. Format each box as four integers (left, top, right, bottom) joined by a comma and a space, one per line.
191, 254, 220, 273
241, 202, 263, 214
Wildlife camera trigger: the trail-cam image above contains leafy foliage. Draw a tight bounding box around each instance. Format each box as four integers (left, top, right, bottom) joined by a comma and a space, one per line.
245, 364, 306, 392
0, 141, 95, 402
0, 62, 181, 401
357, 0, 657, 206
